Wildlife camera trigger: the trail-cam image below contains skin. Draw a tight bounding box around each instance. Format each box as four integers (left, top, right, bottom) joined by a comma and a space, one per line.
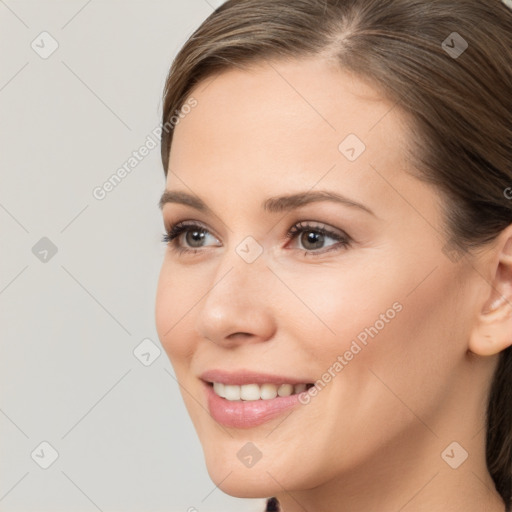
155, 56, 512, 512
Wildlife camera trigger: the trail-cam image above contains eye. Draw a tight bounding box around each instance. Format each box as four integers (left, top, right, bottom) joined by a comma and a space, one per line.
162, 219, 352, 257
284, 221, 351, 256
161, 221, 220, 255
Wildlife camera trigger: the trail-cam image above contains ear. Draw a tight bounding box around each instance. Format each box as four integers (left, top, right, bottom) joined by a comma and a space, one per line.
469, 224, 512, 356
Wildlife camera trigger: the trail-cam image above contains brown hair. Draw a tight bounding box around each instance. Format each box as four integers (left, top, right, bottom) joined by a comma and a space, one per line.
160, 0, 512, 508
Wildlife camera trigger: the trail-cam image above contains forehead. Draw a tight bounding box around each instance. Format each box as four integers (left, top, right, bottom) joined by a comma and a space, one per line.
166, 57, 416, 216
173, 57, 394, 151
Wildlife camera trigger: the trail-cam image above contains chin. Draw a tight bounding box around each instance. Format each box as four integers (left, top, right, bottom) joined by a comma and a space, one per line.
200, 438, 320, 499
204, 460, 279, 499
197, 438, 279, 498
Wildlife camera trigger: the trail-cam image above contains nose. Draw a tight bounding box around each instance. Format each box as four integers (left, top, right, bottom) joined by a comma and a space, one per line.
194, 248, 277, 347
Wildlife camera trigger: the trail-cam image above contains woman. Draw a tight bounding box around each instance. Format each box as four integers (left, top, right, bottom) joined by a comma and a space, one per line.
155, 1, 512, 510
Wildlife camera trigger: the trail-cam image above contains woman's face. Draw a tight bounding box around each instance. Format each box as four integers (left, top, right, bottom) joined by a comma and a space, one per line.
155, 57, 490, 498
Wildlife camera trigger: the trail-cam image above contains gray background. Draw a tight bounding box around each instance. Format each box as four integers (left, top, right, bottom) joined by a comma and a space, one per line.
0, 1, 264, 510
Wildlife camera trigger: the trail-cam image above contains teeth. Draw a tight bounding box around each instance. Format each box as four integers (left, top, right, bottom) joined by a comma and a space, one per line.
224, 384, 240, 401
277, 383, 293, 397
294, 383, 307, 394
213, 382, 225, 398
240, 384, 260, 401
212, 382, 309, 401
260, 383, 277, 400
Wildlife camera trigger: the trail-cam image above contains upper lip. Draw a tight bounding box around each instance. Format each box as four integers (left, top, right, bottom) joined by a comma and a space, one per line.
200, 369, 312, 386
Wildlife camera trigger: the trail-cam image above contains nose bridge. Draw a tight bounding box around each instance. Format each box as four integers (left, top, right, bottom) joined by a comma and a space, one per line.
211, 232, 268, 301
194, 235, 275, 343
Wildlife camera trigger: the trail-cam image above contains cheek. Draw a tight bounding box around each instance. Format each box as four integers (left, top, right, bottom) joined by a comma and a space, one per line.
276, 259, 402, 361
155, 260, 198, 365
260, 260, 466, 483
313, 257, 467, 430
286, 253, 466, 414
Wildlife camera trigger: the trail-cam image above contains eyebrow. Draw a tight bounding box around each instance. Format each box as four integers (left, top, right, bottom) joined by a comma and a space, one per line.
159, 189, 375, 216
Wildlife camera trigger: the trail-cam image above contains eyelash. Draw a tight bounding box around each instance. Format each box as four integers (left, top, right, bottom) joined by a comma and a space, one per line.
161, 221, 352, 257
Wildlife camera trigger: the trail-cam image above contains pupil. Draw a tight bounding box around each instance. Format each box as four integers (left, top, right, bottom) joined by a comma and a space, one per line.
302, 231, 323, 249
186, 229, 205, 247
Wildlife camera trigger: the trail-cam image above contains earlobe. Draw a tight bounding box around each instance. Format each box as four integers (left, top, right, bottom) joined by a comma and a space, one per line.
469, 295, 512, 356
468, 227, 512, 357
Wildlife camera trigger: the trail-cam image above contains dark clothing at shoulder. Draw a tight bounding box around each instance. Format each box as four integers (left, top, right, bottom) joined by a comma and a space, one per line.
265, 497, 279, 511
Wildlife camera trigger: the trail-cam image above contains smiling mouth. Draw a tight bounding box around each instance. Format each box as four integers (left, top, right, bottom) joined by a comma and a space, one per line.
207, 381, 315, 401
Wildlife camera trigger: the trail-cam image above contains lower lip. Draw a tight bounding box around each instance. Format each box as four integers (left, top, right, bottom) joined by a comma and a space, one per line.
203, 381, 306, 428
